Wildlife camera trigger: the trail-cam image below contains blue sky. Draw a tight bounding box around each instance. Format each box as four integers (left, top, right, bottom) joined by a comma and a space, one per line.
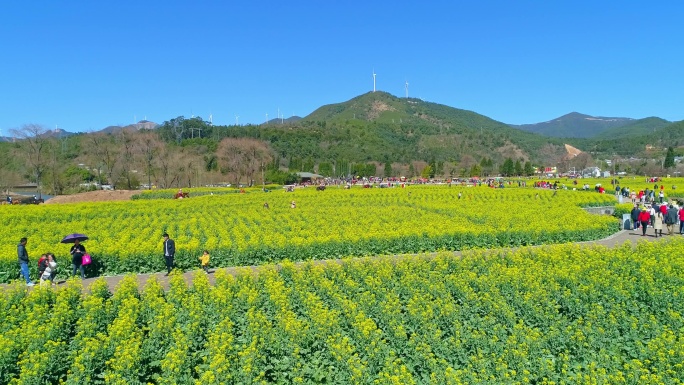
1, 1, 682, 133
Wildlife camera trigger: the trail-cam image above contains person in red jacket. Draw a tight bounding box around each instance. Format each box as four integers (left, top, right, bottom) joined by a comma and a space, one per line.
638, 208, 651, 236
679, 206, 684, 235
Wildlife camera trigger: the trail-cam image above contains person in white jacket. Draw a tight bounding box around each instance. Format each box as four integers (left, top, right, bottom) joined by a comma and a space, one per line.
40, 254, 57, 285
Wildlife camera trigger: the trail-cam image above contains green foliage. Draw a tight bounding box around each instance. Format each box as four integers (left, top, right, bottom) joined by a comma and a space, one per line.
64, 165, 93, 182
2, 241, 684, 383
265, 169, 298, 185
317, 162, 333, 177
524, 161, 534, 176
302, 158, 315, 173
664, 147, 675, 169
383, 162, 392, 177
351, 163, 376, 177
428, 158, 437, 178
595, 116, 672, 139
421, 165, 433, 179
514, 159, 523, 176
500, 158, 515, 177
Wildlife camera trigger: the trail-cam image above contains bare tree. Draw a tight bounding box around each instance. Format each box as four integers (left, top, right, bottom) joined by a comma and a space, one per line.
10, 124, 50, 198
539, 143, 565, 168
111, 129, 137, 189
154, 145, 179, 188
44, 138, 67, 195
0, 168, 21, 196
458, 155, 476, 174
84, 133, 120, 187
217, 138, 273, 186
134, 132, 163, 189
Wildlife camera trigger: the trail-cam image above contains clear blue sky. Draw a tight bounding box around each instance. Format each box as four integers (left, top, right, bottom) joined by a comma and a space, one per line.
1, 1, 682, 133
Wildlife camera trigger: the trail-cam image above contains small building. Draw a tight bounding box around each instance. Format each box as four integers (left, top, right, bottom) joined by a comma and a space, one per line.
582, 167, 601, 178
295, 172, 324, 183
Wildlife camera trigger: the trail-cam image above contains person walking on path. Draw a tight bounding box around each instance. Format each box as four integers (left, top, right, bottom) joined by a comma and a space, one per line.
17, 237, 34, 286
649, 205, 657, 226
679, 206, 684, 234
163, 233, 175, 276
638, 208, 651, 236
630, 205, 640, 230
70, 239, 86, 279
199, 250, 210, 273
666, 204, 678, 235
653, 209, 664, 238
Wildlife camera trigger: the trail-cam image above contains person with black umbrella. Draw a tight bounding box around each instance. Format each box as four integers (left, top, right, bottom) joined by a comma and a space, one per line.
70, 239, 86, 279
163, 233, 175, 276
61, 233, 88, 279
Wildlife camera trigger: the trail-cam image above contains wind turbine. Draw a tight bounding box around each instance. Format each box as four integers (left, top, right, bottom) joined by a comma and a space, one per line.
209, 113, 213, 126
265, 113, 268, 124
235, 115, 239, 125
405, 80, 409, 98
373, 69, 376, 92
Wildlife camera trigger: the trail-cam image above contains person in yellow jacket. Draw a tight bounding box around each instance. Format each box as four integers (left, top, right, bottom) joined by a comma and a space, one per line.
199, 250, 210, 273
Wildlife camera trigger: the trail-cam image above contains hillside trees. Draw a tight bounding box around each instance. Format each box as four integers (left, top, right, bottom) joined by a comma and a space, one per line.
84, 132, 119, 186
10, 124, 50, 197
114, 129, 138, 189
135, 132, 164, 189
217, 138, 273, 186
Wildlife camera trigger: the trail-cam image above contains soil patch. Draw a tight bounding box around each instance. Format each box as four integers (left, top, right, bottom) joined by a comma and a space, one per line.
45, 190, 138, 204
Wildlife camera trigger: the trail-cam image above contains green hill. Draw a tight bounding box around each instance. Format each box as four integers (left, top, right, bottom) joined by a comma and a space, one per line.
298, 92, 560, 163
594, 117, 671, 139
512, 112, 635, 138
569, 119, 684, 155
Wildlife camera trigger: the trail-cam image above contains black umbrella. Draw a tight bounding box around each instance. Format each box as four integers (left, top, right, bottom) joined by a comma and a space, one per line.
61, 233, 89, 244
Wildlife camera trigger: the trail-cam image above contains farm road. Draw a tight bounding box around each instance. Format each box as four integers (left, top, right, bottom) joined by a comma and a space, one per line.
2, 228, 674, 292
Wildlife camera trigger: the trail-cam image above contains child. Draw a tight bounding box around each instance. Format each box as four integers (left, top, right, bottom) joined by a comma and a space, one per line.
40, 254, 57, 286
199, 250, 210, 273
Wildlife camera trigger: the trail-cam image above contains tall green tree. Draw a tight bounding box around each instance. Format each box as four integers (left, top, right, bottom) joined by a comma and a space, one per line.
514, 159, 523, 176
428, 158, 437, 178
524, 161, 534, 176
318, 162, 333, 177
500, 158, 515, 176
384, 162, 393, 177
664, 147, 675, 169
421, 165, 433, 179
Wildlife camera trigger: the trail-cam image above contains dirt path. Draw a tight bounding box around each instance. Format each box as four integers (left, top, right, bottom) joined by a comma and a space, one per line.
2, 228, 671, 293
45, 190, 138, 204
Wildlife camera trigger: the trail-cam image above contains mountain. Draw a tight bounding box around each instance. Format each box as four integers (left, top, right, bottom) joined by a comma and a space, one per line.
568, 118, 684, 156
98, 120, 159, 134
265, 116, 302, 125
263, 91, 564, 164
594, 117, 671, 139
512, 112, 635, 138
38, 128, 75, 139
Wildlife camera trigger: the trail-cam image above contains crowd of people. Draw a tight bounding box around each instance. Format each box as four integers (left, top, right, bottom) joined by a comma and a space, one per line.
629, 201, 684, 237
